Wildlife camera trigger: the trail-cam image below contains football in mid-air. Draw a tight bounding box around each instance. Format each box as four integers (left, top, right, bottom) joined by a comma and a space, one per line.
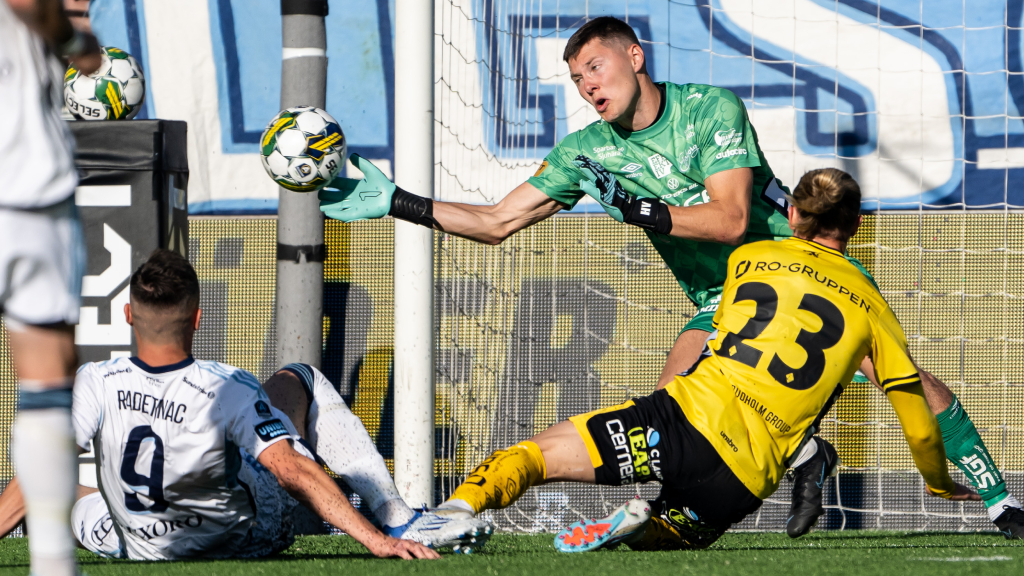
260, 106, 345, 192
64, 46, 146, 121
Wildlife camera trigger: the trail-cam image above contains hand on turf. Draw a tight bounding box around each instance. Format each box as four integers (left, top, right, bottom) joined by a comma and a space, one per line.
573, 155, 628, 222
927, 482, 981, 501
318, 154, 396, 222
369, 535, 440, 560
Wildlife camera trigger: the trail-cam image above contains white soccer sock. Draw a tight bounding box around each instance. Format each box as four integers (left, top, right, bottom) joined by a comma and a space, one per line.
988, 494, 1023, 522
789, 437, 819, 469
13, 388, 78, 576
301, 368, 416, 528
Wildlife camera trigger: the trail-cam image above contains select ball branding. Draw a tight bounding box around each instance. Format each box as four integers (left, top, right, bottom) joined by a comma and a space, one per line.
64, 46, 146, 121
259, 106, 346, 192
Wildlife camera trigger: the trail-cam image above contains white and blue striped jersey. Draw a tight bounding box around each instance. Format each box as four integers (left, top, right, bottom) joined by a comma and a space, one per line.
0, 1, 77, 208
72, 356, 301, 560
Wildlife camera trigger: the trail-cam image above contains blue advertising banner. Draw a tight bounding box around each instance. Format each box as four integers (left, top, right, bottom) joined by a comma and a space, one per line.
86, 0, 1024, 212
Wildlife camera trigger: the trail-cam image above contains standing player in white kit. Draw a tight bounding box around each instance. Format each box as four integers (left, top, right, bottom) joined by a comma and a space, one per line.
1, 1, 100, 575
0, 250, 492, 559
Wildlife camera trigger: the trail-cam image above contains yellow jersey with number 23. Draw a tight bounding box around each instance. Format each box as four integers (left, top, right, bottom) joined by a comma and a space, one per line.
667, 237, 922, 499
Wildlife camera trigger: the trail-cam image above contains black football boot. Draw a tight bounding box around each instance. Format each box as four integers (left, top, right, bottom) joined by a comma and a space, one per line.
786, 437, 840, 538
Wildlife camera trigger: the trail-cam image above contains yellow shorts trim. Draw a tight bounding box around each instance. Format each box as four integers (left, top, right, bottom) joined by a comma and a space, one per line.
568, 399, 636, 469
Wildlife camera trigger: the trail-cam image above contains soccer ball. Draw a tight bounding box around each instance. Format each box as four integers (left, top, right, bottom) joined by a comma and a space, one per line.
64, 46, 145, 121
260, 106, 346, 192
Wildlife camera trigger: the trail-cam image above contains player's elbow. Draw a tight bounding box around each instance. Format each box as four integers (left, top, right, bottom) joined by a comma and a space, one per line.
716, 219, 748, 246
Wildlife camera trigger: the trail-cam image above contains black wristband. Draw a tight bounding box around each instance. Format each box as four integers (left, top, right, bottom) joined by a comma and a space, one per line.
389, 188, 441, 230
624, 197, 673, 235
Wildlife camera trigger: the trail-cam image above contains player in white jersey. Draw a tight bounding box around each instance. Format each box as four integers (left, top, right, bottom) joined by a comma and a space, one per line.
0, 250, 492, 559
1, 2, 100, 575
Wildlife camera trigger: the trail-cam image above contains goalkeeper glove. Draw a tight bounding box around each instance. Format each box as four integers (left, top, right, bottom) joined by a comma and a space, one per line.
573, 155, 673, 235
318, 154, 438, 228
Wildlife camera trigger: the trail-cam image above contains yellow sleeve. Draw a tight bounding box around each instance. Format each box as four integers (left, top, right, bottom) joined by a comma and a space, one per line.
887, 383, 956, 498
869, 306, 920, 391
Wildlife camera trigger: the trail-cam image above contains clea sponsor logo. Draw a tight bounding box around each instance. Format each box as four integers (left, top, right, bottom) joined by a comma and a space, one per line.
647, 153, 673, 179
627, 426, 663, 481
687, 93, 703, 100
714, 129, 742, 147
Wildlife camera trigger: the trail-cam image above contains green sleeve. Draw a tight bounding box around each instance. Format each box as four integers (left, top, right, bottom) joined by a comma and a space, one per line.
695, 88, 763, 179
526, 138, 586, 208
845, 255, 880, 291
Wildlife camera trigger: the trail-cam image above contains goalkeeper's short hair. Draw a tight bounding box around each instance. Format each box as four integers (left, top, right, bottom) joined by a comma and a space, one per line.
563, 16, 642, 63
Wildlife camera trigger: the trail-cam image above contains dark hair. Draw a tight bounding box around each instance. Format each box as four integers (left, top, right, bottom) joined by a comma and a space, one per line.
563, 16, 642, 62
786, 168, 862, 240
129, 249, 199, 310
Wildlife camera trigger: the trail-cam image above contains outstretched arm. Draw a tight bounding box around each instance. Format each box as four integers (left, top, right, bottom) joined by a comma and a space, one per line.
0, 477, 25, 539
6, 0, 101, 73
887, 383, 977, 501
431, 182, 566, 245
0, 476, 98, 540
319, 156, 564, 245
256, 440, 438, 560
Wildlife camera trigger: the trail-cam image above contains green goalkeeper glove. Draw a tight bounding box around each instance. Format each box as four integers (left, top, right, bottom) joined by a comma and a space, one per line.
318, 154, 397, 222
573, 155, 673, 235
319, 154, 439, 228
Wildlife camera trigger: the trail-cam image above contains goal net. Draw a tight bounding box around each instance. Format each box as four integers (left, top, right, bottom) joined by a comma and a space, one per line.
433, 0, 1024, 532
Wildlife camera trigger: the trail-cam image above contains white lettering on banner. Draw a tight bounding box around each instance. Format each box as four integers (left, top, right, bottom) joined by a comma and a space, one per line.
75, 185, 132, 207
81, 225, 132, 298
76, 285, 132, 346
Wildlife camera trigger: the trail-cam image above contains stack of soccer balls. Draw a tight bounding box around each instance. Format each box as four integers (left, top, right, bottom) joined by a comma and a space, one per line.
259, 106, 346, 192
64, 46, 146, 121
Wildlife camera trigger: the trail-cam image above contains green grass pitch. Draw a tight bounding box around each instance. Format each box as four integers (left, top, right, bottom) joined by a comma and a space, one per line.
0, 532, 1020, 575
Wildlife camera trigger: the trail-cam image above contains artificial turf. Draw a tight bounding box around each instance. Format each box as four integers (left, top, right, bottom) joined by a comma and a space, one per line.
0, 532, 1020, 575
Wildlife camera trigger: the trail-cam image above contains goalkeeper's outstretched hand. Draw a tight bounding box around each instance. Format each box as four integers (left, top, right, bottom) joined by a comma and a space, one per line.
573, 155, 674, 235
319, 154, 396, 222
573, 155, 629, 222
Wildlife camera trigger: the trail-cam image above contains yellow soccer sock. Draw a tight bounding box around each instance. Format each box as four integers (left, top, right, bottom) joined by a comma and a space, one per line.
449, 441, 547, 514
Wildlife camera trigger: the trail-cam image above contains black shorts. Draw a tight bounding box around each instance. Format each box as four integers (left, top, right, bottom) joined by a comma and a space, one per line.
569, 389, 762, 539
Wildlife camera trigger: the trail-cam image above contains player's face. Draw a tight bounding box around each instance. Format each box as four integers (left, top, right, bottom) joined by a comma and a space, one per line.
568, 39, 643, 123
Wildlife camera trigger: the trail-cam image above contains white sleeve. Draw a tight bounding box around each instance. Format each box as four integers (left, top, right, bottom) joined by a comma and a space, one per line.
222, 371, 302, 459
72, 364, 103, 451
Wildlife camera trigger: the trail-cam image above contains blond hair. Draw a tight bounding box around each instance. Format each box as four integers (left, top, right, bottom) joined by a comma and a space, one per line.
786, 168, 861, 240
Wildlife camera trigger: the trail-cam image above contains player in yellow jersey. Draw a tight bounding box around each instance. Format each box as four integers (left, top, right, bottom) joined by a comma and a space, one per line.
431, 168, 978, 551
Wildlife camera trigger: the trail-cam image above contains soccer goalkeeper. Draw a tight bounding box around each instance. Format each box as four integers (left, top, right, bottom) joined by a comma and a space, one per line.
434, 168, 979, 551
319, 16, 1023, 537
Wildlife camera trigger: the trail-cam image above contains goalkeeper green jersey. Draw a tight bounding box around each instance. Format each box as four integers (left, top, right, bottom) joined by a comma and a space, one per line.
528, 82, 793, 308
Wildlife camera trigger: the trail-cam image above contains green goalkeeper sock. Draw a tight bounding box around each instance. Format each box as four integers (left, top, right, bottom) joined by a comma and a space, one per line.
936, 395, 1008, 508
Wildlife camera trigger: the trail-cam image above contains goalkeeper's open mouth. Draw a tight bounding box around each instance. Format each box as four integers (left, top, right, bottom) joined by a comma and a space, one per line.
595, 97, 610, 114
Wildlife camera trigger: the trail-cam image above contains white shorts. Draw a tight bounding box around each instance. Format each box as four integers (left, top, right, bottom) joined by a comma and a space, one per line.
72, 451, 311, 560
0, 198, 84, 327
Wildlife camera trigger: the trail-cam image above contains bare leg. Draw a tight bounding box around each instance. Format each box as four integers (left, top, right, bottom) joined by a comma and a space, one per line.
531, 420, 596, 483
7, 323, 78, 576
656, 329, 710, 389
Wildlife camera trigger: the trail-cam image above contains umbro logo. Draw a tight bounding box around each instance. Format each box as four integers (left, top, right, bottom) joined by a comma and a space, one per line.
622, 163, 643, 173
